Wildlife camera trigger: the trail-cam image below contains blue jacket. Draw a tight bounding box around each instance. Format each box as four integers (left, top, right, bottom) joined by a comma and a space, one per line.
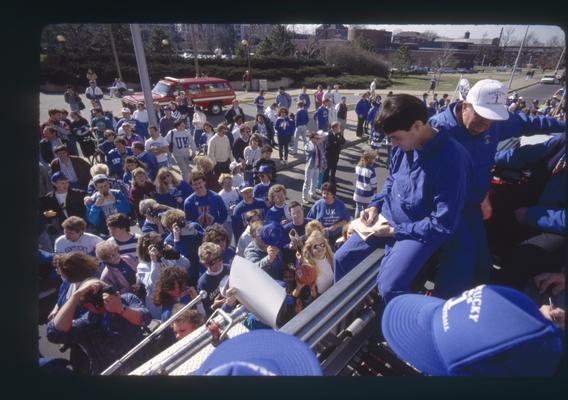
313, 106, 330, 131
429, 102, 565, 205
184, 190, 228, 228
299, 93, 311, 110
367, 104, 380, 124
276, 92, 292, 109
356, 98, 371, 118
106, 147, 133, 177
369, 129, 472, 244
136, 151, 159, 181
164, 222, 206, 284
253, 182, 273, 203
275, 117, 295, 138
295, 109, 309, 127
231, 198, 267, 242
494, 132, 566, 234
85, 189, 130, 226
155, 181, 193, 209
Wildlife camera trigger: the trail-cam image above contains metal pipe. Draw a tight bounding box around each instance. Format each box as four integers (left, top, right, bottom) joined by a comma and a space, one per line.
101, 290, 207, 375
554, 47, 565, 76
129, 24, 158, 128
141, 305, 248, 376
108, 25, 123, 82
190, 24, 200, 78
508, 25, 530, 89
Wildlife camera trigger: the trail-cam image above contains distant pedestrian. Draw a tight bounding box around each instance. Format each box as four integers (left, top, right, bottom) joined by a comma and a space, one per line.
85, 80, 103, 109
64, 85, 84, 113
429, 76, 437, 93
314, 85, 324, 110
370, 78, 377, 98
242, 70, 251, 92
254, 90, 265, 115
356, 92, 371, 137
335, 96, 348, 134
276, 87, 292, 110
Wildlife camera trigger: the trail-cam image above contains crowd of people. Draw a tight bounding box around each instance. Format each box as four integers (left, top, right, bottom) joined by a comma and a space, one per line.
38, 76, 566, 376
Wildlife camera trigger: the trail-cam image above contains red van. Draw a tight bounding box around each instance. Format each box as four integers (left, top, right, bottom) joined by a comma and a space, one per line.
122, 76, 236, 115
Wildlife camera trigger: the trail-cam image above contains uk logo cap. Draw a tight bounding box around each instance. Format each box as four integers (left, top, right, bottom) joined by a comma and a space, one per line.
194, 330, 322, 376
259, 221, 288, 248
50, 171, 68, 183
465, 79, 509, 121
381, 285, 564, 376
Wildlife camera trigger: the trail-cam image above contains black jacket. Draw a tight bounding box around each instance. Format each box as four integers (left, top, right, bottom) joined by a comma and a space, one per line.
40, 189, 87, 226
232, 137, 250, 162
40, 137, 69, 165
325, 131, 346, 159
225, 107, 246, 126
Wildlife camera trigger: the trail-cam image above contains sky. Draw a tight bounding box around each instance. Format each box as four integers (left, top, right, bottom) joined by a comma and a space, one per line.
287, 24, 565, 44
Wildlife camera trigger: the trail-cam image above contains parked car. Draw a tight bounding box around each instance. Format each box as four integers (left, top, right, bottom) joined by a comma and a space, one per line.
408, 66, 429, 75
122, 76, 236, 115
540, 75, 558, 84
438, 67, 458, 74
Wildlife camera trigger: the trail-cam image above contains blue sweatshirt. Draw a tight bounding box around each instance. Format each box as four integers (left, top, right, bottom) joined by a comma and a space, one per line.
429, 102, 565, 205
295, 109, 309, 127
136, 151, 159, 181
299, 93, 311, 110
356, 98, 371, 118
164, 222, 205, 284
275, 117, 295, 138
197, 265, 230, 316
155, 181, 193, 209
307, 198, 351, 238
368, 129, 472, 244
283, 218, 312, 239
253, 181, 273, 203
276, 92, 292, 109
313, 106, 330, 131
367, 104, 380, 124
85, 189, 130, 226
231, 198, 267, 242
494, 132, 566, 234
184, 190, 228, 228
106, 147, 133, 177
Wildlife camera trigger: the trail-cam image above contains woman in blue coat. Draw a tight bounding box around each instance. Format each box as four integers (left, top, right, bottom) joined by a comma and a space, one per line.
274, 107, 295, 164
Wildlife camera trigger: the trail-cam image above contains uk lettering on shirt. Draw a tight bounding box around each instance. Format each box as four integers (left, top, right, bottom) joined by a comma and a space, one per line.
62, 245, 90, 254
175, 136, 191, 150
197, 204, 214, 227
322, 207, 339, 226
99, 198, 118, 218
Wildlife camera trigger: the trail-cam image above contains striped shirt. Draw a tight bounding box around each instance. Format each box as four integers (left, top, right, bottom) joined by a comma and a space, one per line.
353, 165, 377, 204
107, 233, 140, 260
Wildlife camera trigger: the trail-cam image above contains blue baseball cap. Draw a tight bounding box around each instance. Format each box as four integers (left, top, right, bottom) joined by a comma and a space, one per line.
258, 164, 273, 174
381, 285, 564, 376
50, 171, 68, 183
194, 330, 322, 376
259, 221, 288, 248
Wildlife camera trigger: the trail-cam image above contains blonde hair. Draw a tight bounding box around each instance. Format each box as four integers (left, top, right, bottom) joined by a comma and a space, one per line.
302, 231, 334, 267
359, 150, 377, 167
305, 220, 325, 238
198, 242, 222, 264
95, 240, 120, 261
154, 168, 181, 194
267, 184, 286, 205
90, 163, 109, 177
218, 173, 233, 185
194, 155, 214, 174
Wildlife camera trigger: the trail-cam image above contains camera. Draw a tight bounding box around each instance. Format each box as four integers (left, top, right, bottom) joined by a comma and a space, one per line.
162, 245, 180, 260
83, 285, 117, 308
147, 206, 161, 219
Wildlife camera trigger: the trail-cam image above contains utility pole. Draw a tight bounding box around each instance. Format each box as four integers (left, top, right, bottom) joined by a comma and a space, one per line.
190, 24, 200, 78
554, 46, 565, 76
129, 24, 157, 128
108, 25, 123, 81
508, 25, 530, 89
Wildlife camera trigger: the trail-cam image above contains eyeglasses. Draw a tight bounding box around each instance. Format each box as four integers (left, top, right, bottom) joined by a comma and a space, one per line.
313, 242, 326, 250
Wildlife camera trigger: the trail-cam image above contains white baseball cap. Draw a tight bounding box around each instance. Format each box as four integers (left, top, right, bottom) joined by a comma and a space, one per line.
465, 79, 509, 121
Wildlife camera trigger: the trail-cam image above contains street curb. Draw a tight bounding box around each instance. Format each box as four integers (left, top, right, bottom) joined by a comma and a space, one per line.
508, 80, 541, 93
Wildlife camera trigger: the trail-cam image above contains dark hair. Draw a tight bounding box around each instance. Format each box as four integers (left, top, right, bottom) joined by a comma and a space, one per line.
174, 119, 185, 128
114, 137, 127, 146
148, 125, 157, 131
152, 266, 188, 306
203, 223, 229, 246
131, 142, 145, 151
261, 144, 273, 153
244, 209, 262, 224
106, 213, 131, 231
288, 201, 302, 210
375, 94, 429, 135
93, 108, 103, 114
321, 182, 337, 196
190, 171, 206, 184
54, 253, 99, 283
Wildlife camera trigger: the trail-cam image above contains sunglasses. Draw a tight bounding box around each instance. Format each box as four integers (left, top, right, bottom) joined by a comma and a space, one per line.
161, 174, 172, 180
313, 242, 326, 250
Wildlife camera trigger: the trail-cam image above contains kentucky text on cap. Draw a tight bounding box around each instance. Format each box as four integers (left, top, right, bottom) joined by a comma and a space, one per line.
381, 285, 564, 376
465, 79, 509, 121
194, 330, 322, 376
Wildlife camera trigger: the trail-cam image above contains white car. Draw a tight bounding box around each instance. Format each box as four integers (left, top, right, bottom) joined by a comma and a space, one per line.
540, 75, 558, 84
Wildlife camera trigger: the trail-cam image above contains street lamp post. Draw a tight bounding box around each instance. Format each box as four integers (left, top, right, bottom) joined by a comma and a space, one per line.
162, 39, 171, 63
241, 39, 252, 92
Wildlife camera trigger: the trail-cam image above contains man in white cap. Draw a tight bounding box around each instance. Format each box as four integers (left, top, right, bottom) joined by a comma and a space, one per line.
428, 79, 565, 298
116, 107, 138, 135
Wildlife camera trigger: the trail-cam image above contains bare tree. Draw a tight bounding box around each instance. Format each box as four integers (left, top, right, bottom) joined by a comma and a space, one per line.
500, 27, 516, 47
525, 31, 543, 47
422, 30, 439, 42
433, 43, 458, 74
547, 35, 562, 48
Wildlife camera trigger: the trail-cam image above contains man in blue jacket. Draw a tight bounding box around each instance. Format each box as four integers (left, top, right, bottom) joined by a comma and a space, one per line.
85, 174, 130, 235
292, 101, 309, 155
314, 99, 331, 131
184, 171, 228, 229
488, 133, 565, 290
428, 79, 565, 296
106, 137, 132, 178
333, 94, 472, 304
298, 86, 311, 111
131, 141, 159, 181
276, 87, 292, 110
356, 92, 371, 137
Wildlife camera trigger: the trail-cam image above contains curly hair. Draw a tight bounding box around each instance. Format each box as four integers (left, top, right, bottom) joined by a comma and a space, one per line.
152, 266, 188, 306
193, 155, 214, 175
198, 242, 222, 264
61, 216, 86, 232
305, 220, 325, 239
267, 184, 286, 205
203, 223, 229, 248
160, 209, 186, 230
95, 240, 119, 262
54, 252, 99, 283
154, 168, 181, 194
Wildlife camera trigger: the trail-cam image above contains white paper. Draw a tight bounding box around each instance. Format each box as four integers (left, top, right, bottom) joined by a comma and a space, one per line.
350, 213, 390, 240
229, 255, 286, 328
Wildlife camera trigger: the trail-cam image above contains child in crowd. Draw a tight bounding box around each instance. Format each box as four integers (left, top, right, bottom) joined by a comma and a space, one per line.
253, 145, 277, 183
253, 165, 274, 204
229, 161, 245, 189
353, 150, 378, 218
